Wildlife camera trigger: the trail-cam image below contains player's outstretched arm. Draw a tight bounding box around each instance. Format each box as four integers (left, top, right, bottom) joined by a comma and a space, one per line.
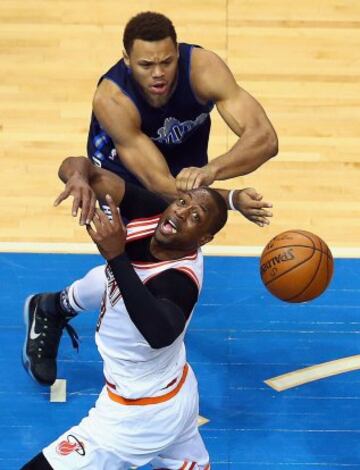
175, 48, 278, 190
54, 156, 126, 224
214, 187, 273, 227
86, 195, 193, 348
93, 80, 178, 201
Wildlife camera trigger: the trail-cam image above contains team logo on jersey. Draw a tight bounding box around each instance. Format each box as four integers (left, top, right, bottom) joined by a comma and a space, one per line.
152, 113, 208, 145
56, 434, 85, 456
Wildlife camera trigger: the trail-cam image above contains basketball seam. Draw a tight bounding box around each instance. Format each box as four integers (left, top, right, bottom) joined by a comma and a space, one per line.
262, 245, 328, 257
287, 245, 324, 302
262, 230, 316, 255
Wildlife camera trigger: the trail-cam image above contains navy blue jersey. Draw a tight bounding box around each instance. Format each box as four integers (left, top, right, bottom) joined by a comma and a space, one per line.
87, 43, 214, 187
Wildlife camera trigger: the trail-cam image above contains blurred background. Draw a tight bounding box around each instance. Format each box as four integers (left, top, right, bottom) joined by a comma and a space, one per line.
1, 0, 359, 254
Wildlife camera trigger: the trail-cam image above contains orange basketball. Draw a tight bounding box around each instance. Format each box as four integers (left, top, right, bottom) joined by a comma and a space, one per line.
260, 230, 334, 302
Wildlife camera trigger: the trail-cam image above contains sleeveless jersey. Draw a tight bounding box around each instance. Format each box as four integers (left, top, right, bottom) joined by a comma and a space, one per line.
95, 215, 204, 399
87, 43, 214, 186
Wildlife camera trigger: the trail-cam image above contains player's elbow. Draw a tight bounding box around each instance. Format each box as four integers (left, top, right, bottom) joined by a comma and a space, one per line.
147, 321, 184, 349
267, 127, 279, 158
268, 129, 279, 158
260, 126, 278, 161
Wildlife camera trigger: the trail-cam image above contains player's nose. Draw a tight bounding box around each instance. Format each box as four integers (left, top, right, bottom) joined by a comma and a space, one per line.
152, 64, 165, 78
174, 206, 188, 219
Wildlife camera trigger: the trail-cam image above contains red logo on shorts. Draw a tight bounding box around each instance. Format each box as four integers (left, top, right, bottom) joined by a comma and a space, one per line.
56, 434, 85, 456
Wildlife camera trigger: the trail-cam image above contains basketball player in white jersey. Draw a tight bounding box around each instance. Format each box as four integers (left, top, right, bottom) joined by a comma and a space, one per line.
21, 157, 228, 469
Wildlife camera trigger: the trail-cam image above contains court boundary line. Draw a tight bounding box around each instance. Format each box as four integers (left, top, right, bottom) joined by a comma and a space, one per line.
0, 242, 359, 257
265, 355, 360, 391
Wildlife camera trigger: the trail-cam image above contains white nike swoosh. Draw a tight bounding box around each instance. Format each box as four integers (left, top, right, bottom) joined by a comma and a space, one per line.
30, 306, 41, 340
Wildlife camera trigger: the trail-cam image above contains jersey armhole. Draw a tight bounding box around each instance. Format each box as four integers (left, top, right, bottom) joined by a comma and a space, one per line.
174, 267, 200, 292
187, 46, 213, 109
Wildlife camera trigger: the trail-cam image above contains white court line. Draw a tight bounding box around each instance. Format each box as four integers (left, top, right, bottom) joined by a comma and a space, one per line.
1, 242, 360, 257
265, 355, 360, 392
197, 415, 210, 427
50, 379, 67, 402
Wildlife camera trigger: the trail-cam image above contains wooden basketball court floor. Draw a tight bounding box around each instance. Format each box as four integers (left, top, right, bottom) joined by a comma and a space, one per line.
2, 252, 360, 469
1, 0, 360, 468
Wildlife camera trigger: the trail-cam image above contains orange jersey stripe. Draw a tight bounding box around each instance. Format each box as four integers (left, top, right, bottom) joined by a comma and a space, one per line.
107, 364, 188, 406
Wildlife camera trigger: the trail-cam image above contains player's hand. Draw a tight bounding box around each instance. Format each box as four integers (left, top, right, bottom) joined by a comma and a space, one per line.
86, 194, 126, 260
54, 175, 97, 226
232, 188, 273, 227
175, 165, 216, 191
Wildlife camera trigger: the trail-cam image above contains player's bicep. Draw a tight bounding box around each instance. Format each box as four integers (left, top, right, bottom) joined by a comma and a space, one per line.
146, 269, 199, 321
216, 86, 272, 138
192, 50, 272, 137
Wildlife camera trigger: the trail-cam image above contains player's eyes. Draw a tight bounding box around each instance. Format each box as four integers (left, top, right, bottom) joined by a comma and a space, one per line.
178, 198, 186, 206
192, 212, 200, 222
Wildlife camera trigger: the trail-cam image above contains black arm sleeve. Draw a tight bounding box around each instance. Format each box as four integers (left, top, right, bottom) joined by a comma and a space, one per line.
108, 254, 198, 349
120, 182, 168, 221
21, 452, 53, 470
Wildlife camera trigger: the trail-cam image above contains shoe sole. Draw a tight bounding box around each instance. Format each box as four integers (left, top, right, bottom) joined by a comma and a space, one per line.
22, 294, 39, 384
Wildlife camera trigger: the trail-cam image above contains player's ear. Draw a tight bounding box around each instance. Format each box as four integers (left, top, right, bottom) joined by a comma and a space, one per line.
123, 50, 130, 67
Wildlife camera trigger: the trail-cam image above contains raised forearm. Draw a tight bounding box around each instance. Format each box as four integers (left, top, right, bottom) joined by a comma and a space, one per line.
108, 254, 186, 348
208, 128, 278, 180
57, 156, 125, 207
115, 143, 178, 202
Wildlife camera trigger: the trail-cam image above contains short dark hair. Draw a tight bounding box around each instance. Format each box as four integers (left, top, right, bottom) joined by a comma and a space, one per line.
202, 188, 228, 236
123, 12, 177, 54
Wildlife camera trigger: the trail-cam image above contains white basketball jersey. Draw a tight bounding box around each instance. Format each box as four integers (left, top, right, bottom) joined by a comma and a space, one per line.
95, 215, 204, 399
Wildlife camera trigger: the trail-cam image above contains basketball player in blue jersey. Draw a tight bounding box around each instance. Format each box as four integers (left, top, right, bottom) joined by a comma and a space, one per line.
22, 12, 278, 386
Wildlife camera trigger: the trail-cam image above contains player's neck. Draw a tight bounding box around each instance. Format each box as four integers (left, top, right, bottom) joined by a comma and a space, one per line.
149, 237, 194, 261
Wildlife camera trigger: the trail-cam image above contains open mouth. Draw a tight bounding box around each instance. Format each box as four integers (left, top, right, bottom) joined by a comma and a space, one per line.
161, 218, 178, 235
149, 82, 168, 95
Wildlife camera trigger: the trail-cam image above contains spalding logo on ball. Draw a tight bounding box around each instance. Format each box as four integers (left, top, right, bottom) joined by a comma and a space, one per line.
260, 230, 333, 302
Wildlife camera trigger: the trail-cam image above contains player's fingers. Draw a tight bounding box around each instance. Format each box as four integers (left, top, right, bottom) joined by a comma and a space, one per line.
79, 189, 91, 226
252, 216, 270, 226
72, 194, 82, 218
254, 208, 273, 217
105, 194, 122, 226
95, 207, 109, 224
85, 223, 100, 242
53, 189, 71, 208
248, 199, 272, 209
249, 217, 265, 227
259, 201, 273, 208
193, 172, 207, 189
176, 169, 191, 191
185, 170, 199, 191
92, 209, 106, 232
85, 193, 97, 225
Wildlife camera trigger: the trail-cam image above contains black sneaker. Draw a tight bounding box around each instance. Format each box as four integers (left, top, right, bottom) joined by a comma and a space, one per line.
22, 293, 79, 386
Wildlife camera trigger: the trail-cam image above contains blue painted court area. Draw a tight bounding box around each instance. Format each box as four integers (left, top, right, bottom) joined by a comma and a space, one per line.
1, 252, 360, 469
